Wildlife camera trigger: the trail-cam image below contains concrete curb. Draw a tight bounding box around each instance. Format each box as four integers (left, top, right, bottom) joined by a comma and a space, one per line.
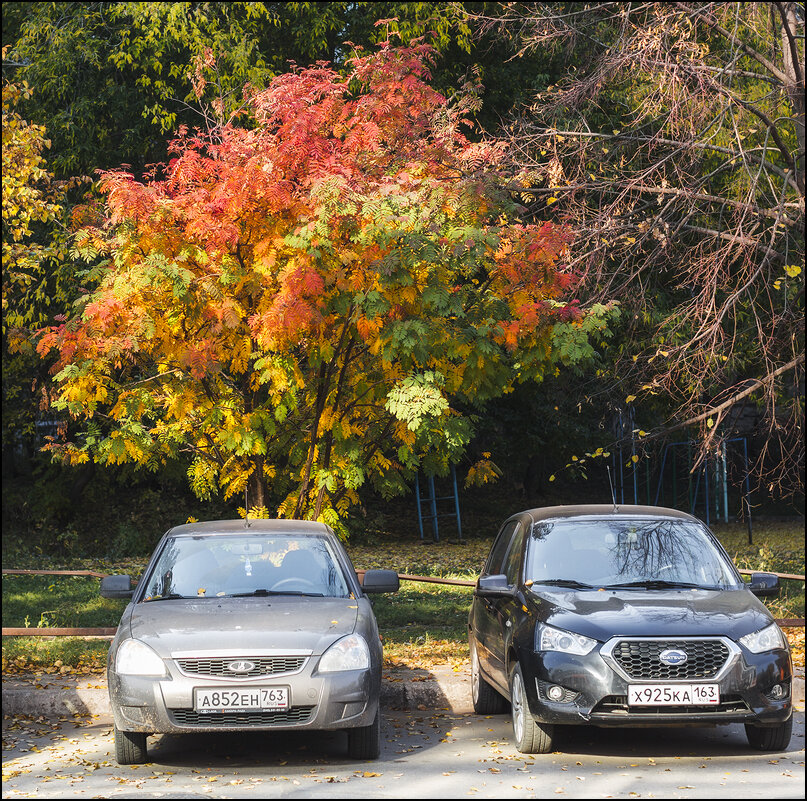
3, 667, 802, 720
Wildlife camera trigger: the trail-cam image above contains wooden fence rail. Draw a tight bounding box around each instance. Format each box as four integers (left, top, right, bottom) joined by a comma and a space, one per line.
3, 567, 804, 637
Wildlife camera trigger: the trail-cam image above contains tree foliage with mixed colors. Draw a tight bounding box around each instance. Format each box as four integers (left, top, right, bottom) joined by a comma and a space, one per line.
36, 43, 613, 532
2, 61, 78, 454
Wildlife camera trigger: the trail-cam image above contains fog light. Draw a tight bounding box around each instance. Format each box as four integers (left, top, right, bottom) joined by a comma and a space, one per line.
547, 685, 565, 701
770, 684, 785, 699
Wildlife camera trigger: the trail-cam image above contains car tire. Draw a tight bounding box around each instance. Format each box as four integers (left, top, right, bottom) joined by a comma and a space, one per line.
744, 716, 793, 751
114, 725, 147, 765
470, 635, 508, 714
509, 663, 554, 754
347, 708, 381, 760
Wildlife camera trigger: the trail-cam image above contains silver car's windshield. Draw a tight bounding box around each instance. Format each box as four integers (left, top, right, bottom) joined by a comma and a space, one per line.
142, 534, 351, 600
526, 518, 741, 590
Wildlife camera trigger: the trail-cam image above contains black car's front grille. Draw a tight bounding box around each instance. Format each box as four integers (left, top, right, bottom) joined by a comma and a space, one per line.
176, 656, 307, 679
611, 639, 729, 680
592, 694, 750, 716
170, 706, 315, 727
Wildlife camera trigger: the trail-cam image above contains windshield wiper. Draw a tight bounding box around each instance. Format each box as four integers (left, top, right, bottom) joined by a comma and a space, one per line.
230, 589, 325, 597
143, 593, 189, 602
531, 578, 596, 590
603, 579, 704, 590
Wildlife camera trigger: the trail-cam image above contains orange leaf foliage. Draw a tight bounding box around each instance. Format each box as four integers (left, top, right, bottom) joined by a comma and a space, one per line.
36, 42, 588, 524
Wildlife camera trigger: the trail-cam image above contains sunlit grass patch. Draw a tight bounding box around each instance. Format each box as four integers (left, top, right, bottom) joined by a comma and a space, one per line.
1, 574, 128, 629
372, 579, 473, 668
382, 634, 470, 669
2, 637, 109, 676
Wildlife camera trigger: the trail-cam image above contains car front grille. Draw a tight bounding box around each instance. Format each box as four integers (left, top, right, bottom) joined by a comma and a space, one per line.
175, 656, 307, 679
610, 638, 729, 680
170, 706, 315, 727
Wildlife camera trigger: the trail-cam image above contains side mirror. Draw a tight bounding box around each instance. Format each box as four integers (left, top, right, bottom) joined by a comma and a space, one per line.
100, 574, 134, 599
477, 573, 512, 595
747, 572, 780, 598
361, 569, 400, 594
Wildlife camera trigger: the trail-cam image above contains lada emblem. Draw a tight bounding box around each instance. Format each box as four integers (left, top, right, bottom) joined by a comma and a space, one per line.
659, 648, 688, 666
226, 660, 255, 673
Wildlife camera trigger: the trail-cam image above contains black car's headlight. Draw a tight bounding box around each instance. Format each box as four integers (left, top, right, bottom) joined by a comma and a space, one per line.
739, 622, 787, 654
115, 639, 168, 677
318, 634, 371, 672
536, 623, 597, 656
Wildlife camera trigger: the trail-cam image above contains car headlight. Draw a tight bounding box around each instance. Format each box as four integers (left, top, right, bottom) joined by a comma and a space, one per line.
318, 634, 371, 672
537, 624, 597, 656
115, 639, 168, 676
739, 622, 787, 654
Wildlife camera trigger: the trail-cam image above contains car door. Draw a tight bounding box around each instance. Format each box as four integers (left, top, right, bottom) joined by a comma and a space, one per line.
473, 518, 524, 693
485, 520, 527, 692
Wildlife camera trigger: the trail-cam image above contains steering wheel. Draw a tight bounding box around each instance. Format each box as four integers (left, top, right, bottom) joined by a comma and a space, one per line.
272, 577, 319, 592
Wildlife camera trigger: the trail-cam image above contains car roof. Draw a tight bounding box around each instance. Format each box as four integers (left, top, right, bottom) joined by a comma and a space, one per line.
518, 504, 701, 524
163, 519, 332, 538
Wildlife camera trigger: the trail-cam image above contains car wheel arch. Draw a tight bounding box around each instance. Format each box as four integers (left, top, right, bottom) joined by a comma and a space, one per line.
505, 645, 520, 699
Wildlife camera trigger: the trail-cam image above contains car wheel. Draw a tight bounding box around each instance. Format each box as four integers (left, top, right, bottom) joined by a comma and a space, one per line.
470, 635, 508, 714
114, 725, 147, 765
509, 663, 554, 754
745, 716, 793, 751
347, 708, 380, 760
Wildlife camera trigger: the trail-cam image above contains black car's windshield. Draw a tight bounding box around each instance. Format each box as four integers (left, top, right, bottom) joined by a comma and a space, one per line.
526, 518, 741, 590
142, 534, 351, 600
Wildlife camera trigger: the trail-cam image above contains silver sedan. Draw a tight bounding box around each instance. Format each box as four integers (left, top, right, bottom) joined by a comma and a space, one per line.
100, 519, 399, 764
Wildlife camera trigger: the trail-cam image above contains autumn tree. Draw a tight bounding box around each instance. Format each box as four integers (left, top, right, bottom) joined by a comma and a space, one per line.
472, 2, 805, 496
1, 63, 77, 465
36, 42, 613, 532
3, 1, 509, 179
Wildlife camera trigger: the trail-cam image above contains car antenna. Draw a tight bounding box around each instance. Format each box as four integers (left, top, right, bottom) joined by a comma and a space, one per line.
606, 464, 618, 513
244, 485, 251, 528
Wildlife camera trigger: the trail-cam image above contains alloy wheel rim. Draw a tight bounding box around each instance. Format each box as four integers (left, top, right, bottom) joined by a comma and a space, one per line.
471, 641, 480, 700
511, 671, 524, 742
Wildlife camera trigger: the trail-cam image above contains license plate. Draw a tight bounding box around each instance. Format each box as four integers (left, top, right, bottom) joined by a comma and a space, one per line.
628, 683, 719, 706
194, 686, 290, 713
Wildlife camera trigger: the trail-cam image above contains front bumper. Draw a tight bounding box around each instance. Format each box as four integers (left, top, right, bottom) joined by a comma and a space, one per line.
109, 654, 379, 735
520, 636, 792, 728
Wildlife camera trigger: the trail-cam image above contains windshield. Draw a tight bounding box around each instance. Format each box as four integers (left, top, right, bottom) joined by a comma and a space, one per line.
142, 534, 351, 600
525, 518, 741, 590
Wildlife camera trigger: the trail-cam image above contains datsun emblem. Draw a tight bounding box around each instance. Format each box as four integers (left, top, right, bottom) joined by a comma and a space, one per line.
659, 648, 688, 666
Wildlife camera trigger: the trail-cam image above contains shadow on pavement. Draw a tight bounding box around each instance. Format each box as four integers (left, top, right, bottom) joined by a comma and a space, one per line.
146, 708, 456, 768
543, 708, 806, 759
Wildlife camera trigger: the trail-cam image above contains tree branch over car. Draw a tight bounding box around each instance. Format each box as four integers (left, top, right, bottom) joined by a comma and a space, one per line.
472, 1, 805, 495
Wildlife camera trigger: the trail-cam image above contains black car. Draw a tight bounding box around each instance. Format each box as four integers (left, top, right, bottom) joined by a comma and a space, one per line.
468, 505, 793, 754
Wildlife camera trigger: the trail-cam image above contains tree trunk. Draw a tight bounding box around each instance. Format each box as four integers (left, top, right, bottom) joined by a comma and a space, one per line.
248, 457, 266, 512
778, 2, 805, 186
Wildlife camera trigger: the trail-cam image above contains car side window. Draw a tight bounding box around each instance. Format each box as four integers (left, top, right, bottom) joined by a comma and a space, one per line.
503, 523, 526, 586
485, 521, 519, 575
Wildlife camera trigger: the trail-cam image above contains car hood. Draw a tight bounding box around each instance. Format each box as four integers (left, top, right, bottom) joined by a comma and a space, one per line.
531, 587, 773, 641
126, 597, 360, 657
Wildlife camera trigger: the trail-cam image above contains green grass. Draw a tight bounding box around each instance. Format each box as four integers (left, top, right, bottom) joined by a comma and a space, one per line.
2, 637, 111, 674
711, 522, 806, 619
370, 582, 475, 667
1, 574, 129, 629
2, 522, 803, 673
